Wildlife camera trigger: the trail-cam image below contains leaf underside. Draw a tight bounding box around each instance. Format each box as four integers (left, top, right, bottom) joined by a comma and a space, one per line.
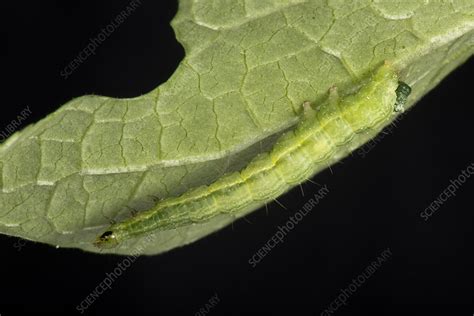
1, 0, 473, 255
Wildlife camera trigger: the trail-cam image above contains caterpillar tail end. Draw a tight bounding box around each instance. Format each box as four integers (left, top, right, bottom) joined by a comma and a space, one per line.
394, 81, 412, 112
94, 230, 120, 249
380, 60, 412, 113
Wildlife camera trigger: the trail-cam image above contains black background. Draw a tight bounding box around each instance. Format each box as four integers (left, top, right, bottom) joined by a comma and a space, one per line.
1, 1, 473, 315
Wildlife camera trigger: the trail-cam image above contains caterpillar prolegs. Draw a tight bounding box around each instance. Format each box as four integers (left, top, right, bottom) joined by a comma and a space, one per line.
94, 62, 411, 249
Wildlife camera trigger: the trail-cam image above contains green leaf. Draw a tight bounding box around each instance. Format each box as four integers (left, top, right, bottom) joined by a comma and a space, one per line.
1, 0, 473, 255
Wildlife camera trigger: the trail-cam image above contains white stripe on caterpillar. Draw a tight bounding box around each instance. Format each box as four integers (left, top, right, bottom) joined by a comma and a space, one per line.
94, 62, 410, 249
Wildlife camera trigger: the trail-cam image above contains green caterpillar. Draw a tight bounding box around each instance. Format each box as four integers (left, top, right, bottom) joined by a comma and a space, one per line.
94, 62, 411, 249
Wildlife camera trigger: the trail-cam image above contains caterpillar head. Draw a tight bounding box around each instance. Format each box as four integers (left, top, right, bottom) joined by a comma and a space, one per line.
94, 230, 119, 249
